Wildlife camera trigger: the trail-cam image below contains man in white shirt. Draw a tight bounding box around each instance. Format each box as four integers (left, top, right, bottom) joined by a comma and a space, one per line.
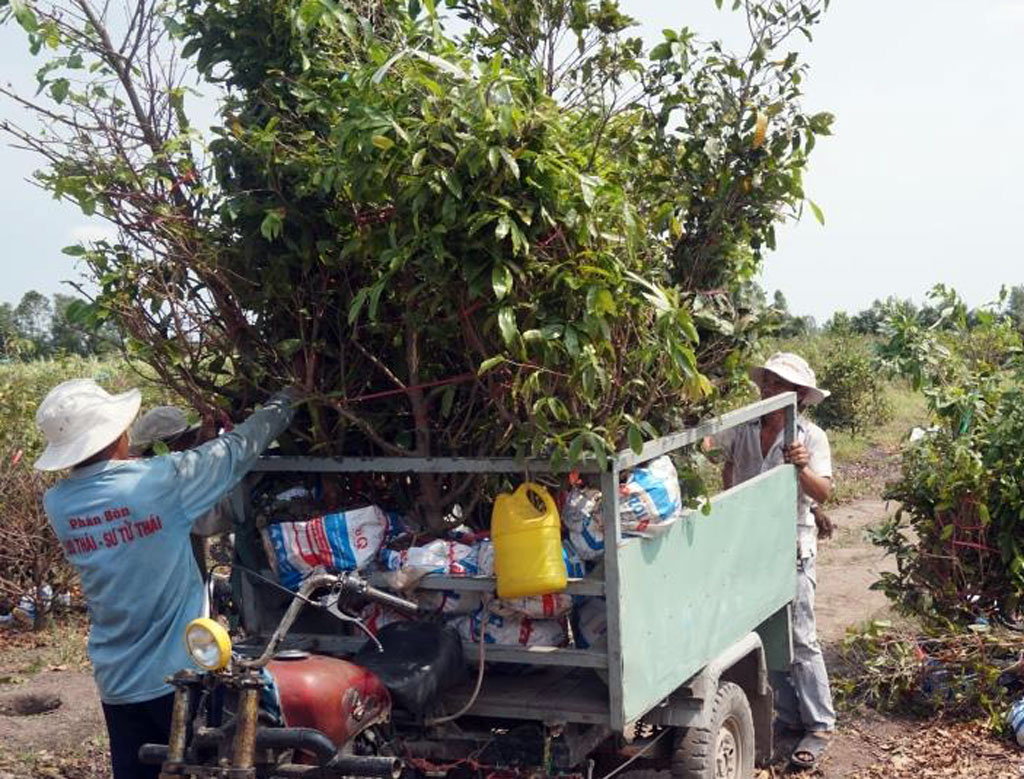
720, 352, 836, 770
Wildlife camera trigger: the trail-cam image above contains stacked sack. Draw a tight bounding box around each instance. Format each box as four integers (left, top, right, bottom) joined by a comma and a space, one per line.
262, 504, 399, 591
374, 534, 585, 647
562, 455, 684, 560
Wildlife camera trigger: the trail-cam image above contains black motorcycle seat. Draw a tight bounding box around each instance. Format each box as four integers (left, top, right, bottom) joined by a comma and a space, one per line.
353, 622, 465, 717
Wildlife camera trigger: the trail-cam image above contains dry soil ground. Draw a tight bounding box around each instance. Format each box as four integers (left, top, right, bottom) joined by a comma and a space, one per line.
1, 499, 1022, 778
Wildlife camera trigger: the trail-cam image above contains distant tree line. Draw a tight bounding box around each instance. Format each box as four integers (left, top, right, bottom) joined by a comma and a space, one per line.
0, 290, 119, 359
824, 285, 1024, 336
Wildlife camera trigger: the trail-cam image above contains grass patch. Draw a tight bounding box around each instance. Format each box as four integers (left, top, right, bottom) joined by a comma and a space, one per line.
824, 381, 929, 504
0, 611, 90, 678
827, 382, 928, 467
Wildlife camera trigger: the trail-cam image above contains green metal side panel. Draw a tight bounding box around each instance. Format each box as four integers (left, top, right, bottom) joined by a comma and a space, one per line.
612, 466, 797, 725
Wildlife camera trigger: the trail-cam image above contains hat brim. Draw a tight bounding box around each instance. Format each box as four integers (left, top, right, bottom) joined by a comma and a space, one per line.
750, 366, 829, 406
34, 389, 142, 471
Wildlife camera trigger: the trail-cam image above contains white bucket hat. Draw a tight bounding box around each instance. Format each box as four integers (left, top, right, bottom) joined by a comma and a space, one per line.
750, 352, 830, 406
130, 406, 199, 455
35, 379, 141, 471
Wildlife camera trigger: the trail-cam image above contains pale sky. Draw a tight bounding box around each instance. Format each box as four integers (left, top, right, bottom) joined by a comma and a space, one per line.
1, 0, 1022, 322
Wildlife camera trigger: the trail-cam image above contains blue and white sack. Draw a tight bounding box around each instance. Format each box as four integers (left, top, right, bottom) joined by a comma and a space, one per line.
562, 456, 683, 552
1007, 698, 1024, 746
453, 608, 566, 647
263, 505, 390, 591
562, 488, 605, 561
618, 455, 683, 537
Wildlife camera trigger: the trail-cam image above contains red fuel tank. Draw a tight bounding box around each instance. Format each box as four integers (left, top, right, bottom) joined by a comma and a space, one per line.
267, 653, 390, 747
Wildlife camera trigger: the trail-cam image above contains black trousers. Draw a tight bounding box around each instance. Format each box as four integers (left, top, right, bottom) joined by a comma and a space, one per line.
101, 692, 175, 779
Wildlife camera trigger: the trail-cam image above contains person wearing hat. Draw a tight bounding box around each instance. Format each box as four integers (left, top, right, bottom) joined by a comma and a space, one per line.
129, 405, 204, 456
34, 379, 300, 779
719, 352, 836, 770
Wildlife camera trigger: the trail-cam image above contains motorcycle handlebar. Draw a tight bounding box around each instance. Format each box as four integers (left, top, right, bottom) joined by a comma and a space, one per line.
242, 570, 418, 668
360, 582, 419, 615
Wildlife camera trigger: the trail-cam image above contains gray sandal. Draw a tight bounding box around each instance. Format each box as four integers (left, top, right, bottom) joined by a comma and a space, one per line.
790, 731, 831, 769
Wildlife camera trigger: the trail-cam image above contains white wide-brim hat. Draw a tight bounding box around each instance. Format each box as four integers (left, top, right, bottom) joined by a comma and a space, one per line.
750, 352, 830, 406
35, 379, 141, 471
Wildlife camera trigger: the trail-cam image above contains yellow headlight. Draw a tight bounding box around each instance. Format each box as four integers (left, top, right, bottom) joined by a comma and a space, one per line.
185, 618, 232, 671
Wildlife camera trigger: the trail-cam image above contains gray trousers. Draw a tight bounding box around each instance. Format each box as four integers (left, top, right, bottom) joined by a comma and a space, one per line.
771, 553, 836, 732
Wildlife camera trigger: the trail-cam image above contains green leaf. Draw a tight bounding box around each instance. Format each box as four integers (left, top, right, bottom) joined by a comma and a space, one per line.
491, 263, 513, 300
650, 42, 671, 60
587, 286, 617, 316
441, 169, 462, 199
628, 424, 644, 455
371, 134, 394, 151
495, 214, 511, 241
808, 199, 825, 226
277, 338, 303, 358
939, 523, 954, 541
348, 288, 369, 325
568, 435, 586, 463
12, 0, 38, 32
498, 148, 519, 180
478, 355, 506, 375
497, 307, 519, 350
260, 209, 285, 241
50, 78, 69, 104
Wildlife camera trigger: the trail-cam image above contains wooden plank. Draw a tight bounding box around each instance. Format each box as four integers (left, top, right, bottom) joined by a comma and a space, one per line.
612, 466, 797, 725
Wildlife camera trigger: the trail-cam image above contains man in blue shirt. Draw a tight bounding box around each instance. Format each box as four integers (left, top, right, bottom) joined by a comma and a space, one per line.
35, 378, 298, 779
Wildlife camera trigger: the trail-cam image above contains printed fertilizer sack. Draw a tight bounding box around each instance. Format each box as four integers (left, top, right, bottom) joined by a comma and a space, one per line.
360, 601, 410, 636
561, 456, 683, 551
562, 488, 604, 560
563, 541, 587, 578
618, 456, 683, 536
263, 505, 389, 591
381, 539, 493, 581
491, 592, 574, 620
453, 608, 566, 647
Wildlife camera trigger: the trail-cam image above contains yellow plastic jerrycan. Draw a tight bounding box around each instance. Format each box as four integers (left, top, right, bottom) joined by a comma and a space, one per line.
491, 482, 567, 599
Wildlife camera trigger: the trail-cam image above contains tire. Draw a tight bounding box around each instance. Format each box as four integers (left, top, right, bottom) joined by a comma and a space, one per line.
670, 681, 755, 779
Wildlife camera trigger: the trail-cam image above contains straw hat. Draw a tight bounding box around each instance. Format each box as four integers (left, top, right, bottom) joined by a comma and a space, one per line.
750, 352, 830, 406
34, 379, 141, 471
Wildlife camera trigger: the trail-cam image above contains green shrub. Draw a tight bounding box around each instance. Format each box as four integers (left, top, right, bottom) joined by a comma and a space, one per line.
874, 287, 1024, 624
813, 338, 892, 434
0, 356, 177, 462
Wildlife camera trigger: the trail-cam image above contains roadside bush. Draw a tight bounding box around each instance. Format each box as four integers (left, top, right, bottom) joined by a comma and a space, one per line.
0, 357, 179, 629
0, 356, 179, 462
0, 449, 71, 629
814, 338, 891, 434
873, 287, 1024, 624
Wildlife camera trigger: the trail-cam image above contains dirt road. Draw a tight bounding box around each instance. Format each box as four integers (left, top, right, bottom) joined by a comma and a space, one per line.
809, 499, 1022, 779
815, 499, 896, 644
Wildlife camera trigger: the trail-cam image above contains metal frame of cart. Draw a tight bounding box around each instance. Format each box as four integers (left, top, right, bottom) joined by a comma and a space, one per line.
245, 392, 799, 741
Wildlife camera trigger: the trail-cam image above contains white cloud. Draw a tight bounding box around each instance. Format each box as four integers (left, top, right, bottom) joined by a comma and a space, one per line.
68, 223, 118, 245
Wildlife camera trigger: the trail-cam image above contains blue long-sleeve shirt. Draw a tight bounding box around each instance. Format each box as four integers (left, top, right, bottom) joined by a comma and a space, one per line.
43, 392, 296, 704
